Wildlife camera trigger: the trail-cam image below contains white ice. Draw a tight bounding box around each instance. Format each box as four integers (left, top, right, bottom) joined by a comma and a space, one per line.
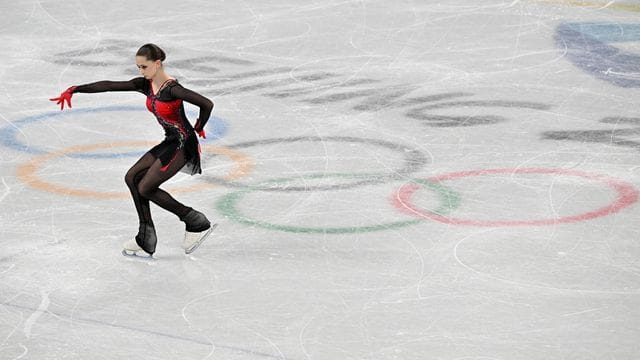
1, 1, 639, 359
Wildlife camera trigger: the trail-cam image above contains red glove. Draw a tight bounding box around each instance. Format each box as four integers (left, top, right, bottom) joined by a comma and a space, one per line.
194, 118, 206, 139
49, 86, 77, 110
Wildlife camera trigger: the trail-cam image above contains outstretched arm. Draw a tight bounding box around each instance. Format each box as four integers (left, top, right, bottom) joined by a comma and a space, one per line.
73, 77, 146, 93
170, 85, 214, 138
50, 77, 146, 110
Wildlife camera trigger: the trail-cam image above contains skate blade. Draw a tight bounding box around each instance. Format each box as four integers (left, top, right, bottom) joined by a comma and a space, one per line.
122, 249, 154, 259
185, 223, 217, 255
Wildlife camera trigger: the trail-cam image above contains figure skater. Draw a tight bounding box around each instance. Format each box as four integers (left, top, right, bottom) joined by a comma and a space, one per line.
50, 43, 216, 257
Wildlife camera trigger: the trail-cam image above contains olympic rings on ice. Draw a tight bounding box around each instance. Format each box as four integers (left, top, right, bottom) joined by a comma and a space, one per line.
216, 174, 460, 234
17, 141, 253, 199
203, 136, 430, 191
393, 168, 639, 227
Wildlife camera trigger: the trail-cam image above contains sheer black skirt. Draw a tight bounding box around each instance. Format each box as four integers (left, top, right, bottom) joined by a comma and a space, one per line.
149, 133, 202, 175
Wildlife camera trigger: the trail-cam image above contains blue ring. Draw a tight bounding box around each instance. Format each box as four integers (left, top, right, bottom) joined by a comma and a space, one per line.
555, 22, 640, 88
0, 105, 228, 159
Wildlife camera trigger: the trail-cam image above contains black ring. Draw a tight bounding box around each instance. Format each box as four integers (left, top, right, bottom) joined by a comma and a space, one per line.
202, 136, 429, 191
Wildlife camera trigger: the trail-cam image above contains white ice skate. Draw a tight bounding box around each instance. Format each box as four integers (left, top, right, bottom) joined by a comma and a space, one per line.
182, 223, 217, 254
122, 238, 153, 258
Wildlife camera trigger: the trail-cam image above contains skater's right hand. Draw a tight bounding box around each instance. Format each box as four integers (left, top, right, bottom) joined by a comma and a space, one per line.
194, 118, 206, 139
49, 86, 77, 110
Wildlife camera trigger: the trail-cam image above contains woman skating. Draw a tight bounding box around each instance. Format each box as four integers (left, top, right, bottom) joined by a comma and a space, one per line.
50, 43, 216, 257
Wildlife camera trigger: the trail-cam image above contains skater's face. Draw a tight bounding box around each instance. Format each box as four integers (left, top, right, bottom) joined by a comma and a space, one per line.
136, 56, 161, 79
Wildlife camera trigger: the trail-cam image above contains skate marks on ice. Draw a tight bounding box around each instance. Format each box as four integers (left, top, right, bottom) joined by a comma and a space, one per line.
453, 227, 640, 294
0, 177, 9, 204
215, 174, 460, 234
23, 289, 51, 338
202, 136, 436, 234
542, 117, 640, 151
0, 105, 228, 157
403, 95, 550, 127
203, 136, 430, 191
536, 0, 640, 13
0, 300, 293, 360
50, 39, 552, 128
555, 22, 640, 88
13, 141, 252, 200
50, 39, 254, 68
206, 140, 640, 234
393, 167, 638, 227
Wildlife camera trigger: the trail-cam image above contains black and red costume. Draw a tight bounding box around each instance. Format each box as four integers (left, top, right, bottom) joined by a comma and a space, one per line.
73, 77, 213, 175
58, 77, 215, 255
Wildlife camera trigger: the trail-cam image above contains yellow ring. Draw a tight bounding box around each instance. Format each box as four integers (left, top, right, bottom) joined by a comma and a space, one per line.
17, 141, 253, 199
533, 0, 640, 12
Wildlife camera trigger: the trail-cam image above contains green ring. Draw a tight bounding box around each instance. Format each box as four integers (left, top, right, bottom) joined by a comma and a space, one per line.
215, 174, 461, 234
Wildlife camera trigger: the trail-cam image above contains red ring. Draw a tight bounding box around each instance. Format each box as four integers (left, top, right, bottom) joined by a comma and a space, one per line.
394, 168, 639, 226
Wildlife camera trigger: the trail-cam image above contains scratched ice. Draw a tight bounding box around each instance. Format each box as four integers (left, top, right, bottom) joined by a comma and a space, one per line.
1, 1, 639, 359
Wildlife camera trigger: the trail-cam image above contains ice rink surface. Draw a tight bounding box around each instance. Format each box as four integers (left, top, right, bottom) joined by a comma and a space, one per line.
1, 0, 639, 359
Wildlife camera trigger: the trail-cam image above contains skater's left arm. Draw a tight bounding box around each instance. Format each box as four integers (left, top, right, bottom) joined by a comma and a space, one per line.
170, 84, 214, 139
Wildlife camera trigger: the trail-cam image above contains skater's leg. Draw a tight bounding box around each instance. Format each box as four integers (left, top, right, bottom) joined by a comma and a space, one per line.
136, 149, 191, 218
124, 152, 156, 225
137, 149, 214, 254
124, 152, 158, 255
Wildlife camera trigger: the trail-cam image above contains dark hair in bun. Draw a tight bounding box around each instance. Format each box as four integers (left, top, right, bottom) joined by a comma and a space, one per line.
136, 43, 166, 62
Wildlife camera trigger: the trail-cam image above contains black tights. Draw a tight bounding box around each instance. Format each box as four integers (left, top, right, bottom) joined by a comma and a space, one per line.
124, 149, 191, 227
